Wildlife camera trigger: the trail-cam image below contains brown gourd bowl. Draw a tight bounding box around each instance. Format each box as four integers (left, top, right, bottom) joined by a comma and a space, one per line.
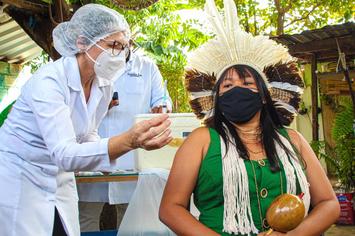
266, 193, 305, 232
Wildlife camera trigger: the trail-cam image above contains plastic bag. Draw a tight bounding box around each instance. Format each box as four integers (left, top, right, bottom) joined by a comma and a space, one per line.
117, 168, 176, 236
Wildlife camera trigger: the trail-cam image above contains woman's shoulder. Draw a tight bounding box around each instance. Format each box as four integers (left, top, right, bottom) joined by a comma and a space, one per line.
188, 126, 219, 139
181, 127, 210, 152
23, 59, 71, 102
29, 59, 63, 84
283, 128, 301, 140
188, 127, 222, 155
188, 126, 210, 140
283, 127, 305, 152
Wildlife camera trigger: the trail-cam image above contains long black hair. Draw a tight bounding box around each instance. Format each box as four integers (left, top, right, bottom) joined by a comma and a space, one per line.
206, 64, 295, 172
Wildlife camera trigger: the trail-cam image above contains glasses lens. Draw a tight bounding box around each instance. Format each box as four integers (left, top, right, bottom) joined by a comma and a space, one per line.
112, 48, 120, 56
112, 41, 119, 56
111, 41, 129, 57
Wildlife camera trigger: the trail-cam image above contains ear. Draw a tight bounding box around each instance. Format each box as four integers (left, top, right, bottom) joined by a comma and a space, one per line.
76, 35, 89, 52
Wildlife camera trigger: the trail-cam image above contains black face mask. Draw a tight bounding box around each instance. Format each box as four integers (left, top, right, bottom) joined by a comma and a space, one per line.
218, 86, 263, 124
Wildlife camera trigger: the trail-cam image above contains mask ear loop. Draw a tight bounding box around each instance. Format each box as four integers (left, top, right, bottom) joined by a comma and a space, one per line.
81, 35, 115, 67
85, 51, 100, 66
81, 34, 109, 53
76, 35, 101, 66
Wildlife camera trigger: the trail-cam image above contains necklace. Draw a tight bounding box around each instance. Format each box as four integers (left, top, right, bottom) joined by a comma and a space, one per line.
239, 133, 261, 139
242, 139, 261, 144
240, 135, 261, 141
250, 160, 284, 231
239, 132, 261, 137
246, 146, 264, 155
239, 130, 262, 143
236, 126, 261, 134
240, 136, 262, 146
244, 141, 264, 155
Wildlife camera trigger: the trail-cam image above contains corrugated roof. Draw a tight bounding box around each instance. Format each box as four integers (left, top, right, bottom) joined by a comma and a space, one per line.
272, 22, 355, 62
0, 13, 42, 64
274, 22, 354, 45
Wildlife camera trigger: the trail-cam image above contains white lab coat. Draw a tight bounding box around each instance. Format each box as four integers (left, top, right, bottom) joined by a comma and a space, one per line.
0, 56, 115, 236
77, 52, 172, 204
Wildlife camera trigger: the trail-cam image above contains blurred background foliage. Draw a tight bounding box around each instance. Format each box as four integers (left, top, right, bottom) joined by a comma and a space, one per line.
311, 97, 354, 192
34, 0, 354, 112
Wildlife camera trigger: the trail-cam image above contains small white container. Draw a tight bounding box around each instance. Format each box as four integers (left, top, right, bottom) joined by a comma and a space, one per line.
134, 113, 201, 171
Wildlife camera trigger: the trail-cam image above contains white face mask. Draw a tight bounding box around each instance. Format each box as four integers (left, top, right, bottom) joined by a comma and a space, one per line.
86, 44, 127, 80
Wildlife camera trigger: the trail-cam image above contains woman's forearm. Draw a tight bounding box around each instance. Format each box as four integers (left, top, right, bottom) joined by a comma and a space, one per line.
108, 131, 134, 160
288, 199, 340, 236
159, 204, 220, 236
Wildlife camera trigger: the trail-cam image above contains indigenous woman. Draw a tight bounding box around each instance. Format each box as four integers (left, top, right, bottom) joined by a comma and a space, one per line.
159, 0, 339, 235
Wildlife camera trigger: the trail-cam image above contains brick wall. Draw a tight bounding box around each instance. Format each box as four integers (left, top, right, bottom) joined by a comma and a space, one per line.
0, 61, 22, 103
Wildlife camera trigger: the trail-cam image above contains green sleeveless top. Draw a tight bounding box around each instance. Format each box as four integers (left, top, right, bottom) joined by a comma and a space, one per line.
193, 128, 301, 236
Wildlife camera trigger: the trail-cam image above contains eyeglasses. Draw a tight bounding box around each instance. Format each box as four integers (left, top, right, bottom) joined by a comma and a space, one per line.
102, 39, 130, 57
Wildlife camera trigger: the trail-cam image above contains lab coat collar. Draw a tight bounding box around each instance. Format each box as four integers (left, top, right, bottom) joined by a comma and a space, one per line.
87, 78, 103, 117
64, 56, 82, 92
96, 76, 112, 88
126, 52, 143, 77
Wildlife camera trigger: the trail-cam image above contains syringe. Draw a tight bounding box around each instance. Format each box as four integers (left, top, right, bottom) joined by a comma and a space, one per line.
162, 80, 168, 113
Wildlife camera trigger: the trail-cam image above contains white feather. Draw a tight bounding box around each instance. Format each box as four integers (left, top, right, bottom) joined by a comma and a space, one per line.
188, 0, 292, 85
274, 101, 298, 114
189, 90, 213, 99
270, 81, 304, 94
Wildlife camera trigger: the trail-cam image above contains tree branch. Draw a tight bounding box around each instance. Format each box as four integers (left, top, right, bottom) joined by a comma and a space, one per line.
284, 0, 294, 12
1, 0, 48, 14
4, 0, 71, 60
284, 2, 321, 28
274, 0, 281, 13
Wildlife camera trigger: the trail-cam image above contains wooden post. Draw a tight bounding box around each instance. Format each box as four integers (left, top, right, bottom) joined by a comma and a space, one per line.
311, 54, 319, 141
343, 69, 355, 118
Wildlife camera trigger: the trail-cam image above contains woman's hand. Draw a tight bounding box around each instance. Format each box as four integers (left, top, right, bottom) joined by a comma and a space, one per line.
108, 114, 172, 160
128, 113, 172, 150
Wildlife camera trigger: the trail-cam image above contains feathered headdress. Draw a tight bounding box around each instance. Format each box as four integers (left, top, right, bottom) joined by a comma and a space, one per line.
185, 0, 304, 126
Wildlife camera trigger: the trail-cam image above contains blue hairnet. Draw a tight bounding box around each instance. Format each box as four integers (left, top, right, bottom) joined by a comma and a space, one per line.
53, 4, 130, 57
